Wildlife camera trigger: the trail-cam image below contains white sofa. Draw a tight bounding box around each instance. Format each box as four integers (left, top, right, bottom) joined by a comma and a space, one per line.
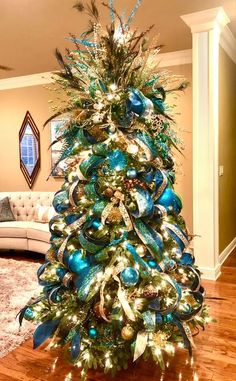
0, 192, 55, 254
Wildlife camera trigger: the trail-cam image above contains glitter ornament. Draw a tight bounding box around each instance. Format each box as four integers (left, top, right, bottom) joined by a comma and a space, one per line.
120, 267, 139, 287
121, 325, 135, 340
88, 327, 98, 339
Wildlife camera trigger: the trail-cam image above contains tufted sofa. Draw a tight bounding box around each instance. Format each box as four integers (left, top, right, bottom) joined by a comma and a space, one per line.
0, 192, 55, 254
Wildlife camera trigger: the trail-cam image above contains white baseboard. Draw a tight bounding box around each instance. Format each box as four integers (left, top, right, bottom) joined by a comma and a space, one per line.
199, 263, 221, 281
219, 236, 236, 265
199, 236, 236, 280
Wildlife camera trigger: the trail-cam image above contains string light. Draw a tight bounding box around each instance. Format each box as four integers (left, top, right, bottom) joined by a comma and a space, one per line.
64, 372, 72, 381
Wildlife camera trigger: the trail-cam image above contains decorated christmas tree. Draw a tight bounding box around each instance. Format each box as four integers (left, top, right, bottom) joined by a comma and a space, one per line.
20, 1, 210, 379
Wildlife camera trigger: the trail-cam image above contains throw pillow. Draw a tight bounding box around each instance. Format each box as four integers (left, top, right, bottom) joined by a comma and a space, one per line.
0, 197, 15, 222
35, 204, 56, 223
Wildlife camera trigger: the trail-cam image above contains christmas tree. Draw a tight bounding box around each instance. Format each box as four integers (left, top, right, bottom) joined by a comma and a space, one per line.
20, 1, 210, 379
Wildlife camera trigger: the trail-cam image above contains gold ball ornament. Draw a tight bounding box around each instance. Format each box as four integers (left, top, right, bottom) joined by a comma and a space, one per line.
104, 187, 114, 198
121, 325, 135, 340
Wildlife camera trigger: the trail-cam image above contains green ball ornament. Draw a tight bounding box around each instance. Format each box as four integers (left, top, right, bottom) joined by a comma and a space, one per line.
120, 267, 139, 287
88, 327, 98, 339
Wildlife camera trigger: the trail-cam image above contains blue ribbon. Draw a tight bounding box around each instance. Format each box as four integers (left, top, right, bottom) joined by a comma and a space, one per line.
133, 219, 163, 263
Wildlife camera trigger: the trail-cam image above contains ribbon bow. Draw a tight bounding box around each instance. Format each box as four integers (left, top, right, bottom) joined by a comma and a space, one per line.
101, 190, 133, 231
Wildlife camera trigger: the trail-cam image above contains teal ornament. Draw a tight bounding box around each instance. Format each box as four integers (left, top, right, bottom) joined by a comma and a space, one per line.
52, 190, 70, 213
108, 150, 127, 171
56, 267, 67, 280
163, 313, 173, 323
68, 250, 90, 274
88, 327, 98, 339
126, 168, 137, 179
120, 267, 139, 287
148, 260, 158, 269
24, 307, 35, 320
156, 188, 182, 214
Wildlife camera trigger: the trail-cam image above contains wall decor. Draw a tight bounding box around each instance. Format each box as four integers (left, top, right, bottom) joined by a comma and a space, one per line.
50, 119, 67, 177
19, 111, 40, 188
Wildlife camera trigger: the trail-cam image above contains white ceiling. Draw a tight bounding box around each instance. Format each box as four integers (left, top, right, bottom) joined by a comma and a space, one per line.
0, 0, 236, 78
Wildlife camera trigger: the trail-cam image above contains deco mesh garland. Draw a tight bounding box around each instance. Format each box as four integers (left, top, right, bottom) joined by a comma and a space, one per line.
20, 1, 210, 379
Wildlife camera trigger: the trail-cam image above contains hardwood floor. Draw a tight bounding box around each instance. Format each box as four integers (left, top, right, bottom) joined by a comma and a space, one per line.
0, 250, 236, 381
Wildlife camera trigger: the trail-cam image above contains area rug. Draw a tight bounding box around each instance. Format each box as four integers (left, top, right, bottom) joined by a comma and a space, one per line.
0, 257, 41, 358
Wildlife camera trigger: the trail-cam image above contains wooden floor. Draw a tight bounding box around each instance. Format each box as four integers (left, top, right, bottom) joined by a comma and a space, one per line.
0, 250, 236, 381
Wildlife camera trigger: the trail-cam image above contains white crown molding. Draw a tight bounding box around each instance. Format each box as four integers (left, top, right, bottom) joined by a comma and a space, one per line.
220, 25, 236, 64
158, 49, 192, 67
181, 7, 230, 33
0, 49, 192, 91
0, 71, 53, 90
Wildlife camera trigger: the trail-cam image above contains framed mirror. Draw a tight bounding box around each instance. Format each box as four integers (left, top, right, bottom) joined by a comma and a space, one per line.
19, 111, 40, 188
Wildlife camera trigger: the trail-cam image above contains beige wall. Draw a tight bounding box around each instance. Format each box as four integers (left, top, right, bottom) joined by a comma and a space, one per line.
166, 64, 193, 232
0, 66, 193, 230
218, 47, 236, 253
0, 85, 63, 192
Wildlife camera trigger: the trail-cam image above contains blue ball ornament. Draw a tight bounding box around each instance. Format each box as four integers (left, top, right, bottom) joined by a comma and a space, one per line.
126, 168, 137, 179
68, 250, 90, 274
157, 188, 182, 214
156, 313, 163, 324
180, 252, 195, 265
88, 327, 98, 339
120, 267, 139, 287
24, 307, 35, 320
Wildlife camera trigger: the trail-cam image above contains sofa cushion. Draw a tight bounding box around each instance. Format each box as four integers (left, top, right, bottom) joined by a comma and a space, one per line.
0, 197, 15, 222
34, 204, 56, 223
0, 221, 28, 238
26, 221, 50, 243
0, 192, 55, 221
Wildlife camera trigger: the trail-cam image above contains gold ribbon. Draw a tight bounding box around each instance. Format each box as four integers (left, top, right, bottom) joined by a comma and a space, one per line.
57, 236, 70, 263
183, 322, 195, 348
57, 214, 87, 263
68, 180, 79, 207
99, 263, 135, 322
114, 275, 136, 322
101, 190, 133, 231
133, 331, 148, 361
